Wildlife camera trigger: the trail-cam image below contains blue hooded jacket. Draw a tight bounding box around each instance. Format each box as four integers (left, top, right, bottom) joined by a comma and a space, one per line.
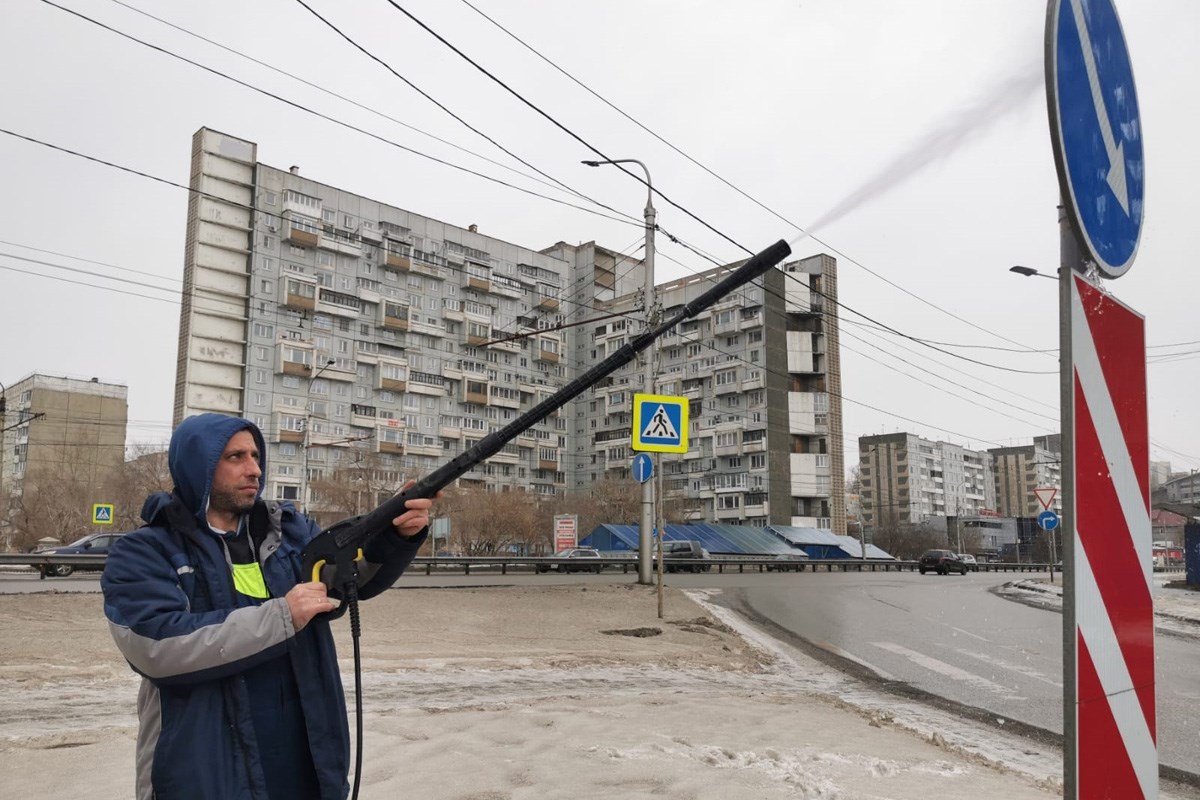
102, 414, 425, 800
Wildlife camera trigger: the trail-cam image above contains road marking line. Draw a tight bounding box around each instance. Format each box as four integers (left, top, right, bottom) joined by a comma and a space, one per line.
871, 641, 1024, 699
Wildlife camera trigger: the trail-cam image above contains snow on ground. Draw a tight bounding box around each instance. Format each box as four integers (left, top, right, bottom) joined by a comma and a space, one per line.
997, 572, 1200, 639
1, 580, 1197, 798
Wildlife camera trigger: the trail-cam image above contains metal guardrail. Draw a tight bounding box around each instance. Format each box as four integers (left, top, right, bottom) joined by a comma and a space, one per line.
3, 551, 1173, 578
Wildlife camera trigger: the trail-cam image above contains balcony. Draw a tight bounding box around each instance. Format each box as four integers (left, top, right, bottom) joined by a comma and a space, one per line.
463, 382, 488, 405
279, 358, 312, 377
535, 347, 560, 364
466, 275, 490, 292
488, 390, 521, 410
385, 252, 412, 271
534, 296, 559, 311
379, 303, 410, 332
281, 278, 317, 312
538, 455, 559, 471
377, 440, 405, 456
284, 222, 318, 247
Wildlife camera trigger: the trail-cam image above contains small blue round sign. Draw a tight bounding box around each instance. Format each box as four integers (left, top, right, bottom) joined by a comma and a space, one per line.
1047, 0, 1144, 278
631, 453, 654, 484
1038, 510, 1060, 532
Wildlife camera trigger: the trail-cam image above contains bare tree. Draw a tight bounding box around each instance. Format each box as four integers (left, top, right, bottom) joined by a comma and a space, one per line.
104, 446, 171, 531
869, 521, 944, 561
567, 475, 641, 537
439, 486, 538, 555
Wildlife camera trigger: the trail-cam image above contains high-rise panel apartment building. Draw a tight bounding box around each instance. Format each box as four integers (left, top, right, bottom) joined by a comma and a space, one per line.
543, 247, 846, 529
858, 432, 994, 528
175, 128, 841, 528
989, 434, 1062, 516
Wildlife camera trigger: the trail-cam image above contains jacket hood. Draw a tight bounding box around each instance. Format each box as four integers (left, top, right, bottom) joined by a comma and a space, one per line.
168, 414, 267, 523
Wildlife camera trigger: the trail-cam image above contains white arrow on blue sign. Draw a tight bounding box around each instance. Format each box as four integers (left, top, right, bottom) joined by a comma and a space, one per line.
1047, 0, 1144, 278
631, 452, 654, 484
1038, 510, 1060, 531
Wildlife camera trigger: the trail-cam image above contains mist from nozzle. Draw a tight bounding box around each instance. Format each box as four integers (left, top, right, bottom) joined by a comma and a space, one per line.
799, 62, 1042, 240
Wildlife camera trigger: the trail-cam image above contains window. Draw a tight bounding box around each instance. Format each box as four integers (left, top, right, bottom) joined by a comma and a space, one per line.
253, 323, 273, 339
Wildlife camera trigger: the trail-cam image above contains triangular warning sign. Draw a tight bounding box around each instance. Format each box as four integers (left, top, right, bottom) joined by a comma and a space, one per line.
641, 404, 679, 440
1033, 487, 1057, 511
95, 507, 112, 521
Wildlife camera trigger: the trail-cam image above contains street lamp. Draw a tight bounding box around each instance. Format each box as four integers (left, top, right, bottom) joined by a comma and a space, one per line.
1009, 265, 1057, 280
300, 358, 336, 517
583, 158, 658, 586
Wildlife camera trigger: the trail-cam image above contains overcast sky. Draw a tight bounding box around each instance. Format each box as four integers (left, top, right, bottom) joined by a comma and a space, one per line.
1, 0, 1196, 475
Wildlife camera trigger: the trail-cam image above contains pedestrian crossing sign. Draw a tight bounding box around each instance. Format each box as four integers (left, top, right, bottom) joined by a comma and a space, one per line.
632, 394, 688, 453
92, 503, 115, 525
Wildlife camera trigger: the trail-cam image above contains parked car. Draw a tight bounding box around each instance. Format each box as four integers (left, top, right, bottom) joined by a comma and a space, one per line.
655, 540, 712, 573
38, 532, 124, 578
766, 552, 810, 572
536, 547, 604, 574
957, 553, 979, 572
918, 549, 967, 575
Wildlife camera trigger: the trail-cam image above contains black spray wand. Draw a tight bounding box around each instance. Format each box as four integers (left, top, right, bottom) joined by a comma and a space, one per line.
301, 239, 791, 607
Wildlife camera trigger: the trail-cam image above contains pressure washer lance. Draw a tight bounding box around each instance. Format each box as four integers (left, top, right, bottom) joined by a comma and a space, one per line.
301, 238, 791, 797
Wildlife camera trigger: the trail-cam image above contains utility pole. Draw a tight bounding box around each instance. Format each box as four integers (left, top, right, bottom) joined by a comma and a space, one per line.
583, 158, 657, 585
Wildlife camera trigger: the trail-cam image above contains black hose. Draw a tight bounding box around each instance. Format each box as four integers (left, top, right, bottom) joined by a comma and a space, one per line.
346, 581, 363, 800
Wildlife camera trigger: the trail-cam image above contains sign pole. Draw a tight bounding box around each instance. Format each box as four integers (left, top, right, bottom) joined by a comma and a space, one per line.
1059, 203, 1081, 798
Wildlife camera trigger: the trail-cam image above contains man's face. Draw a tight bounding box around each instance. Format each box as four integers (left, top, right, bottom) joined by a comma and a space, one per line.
210, 430, 262, 517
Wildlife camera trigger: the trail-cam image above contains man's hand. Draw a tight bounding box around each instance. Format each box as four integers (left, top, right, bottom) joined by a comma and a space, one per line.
391, 480, 440, 538
286, 581, 337, 631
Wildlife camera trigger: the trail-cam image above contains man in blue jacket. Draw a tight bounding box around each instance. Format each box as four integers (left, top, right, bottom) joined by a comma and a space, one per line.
102, 413, 434, 799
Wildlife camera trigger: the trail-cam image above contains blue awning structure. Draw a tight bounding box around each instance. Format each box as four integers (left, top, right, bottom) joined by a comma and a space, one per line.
765, 526, 852, 559
583, 523, 826, 556
828, 535, 896, 560
581, 524, 896, 559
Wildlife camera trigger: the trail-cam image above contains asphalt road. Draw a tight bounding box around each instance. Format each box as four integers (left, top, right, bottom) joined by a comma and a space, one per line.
721, 570, 1200, 781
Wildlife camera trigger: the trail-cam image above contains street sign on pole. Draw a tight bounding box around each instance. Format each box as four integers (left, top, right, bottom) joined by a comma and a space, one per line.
1047, 0, 1145, 278
1038, 510, 1060, 531
1064, 272, 1155, 799
631, 453, 654, 484
1034, 487, 1058, 511
92, 504, 114, 525
632, 394, 688, 453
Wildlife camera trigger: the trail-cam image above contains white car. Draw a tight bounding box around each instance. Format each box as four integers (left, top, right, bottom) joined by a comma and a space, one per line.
957, 554, 979, 572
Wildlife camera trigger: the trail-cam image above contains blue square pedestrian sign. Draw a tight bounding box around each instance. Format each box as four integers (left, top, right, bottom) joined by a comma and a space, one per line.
632, 394, 688, 453
92, 503, 115, 525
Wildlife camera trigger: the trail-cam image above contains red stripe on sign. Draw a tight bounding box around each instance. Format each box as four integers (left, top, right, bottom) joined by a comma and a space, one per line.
1078, 633, 1143, 799
1074, 373, 1156, 731
1075, 277, 1150, 503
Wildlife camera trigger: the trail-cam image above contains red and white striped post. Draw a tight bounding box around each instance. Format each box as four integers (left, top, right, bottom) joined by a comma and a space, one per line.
1060, 225, 1155, 798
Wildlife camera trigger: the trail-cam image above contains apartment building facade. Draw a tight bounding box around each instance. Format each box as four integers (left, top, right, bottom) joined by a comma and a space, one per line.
175, 128, 841, 528
0, 374, 128, 548
988, 434, 1063, 517
858, 432, 995, 529
549, 250, 846, 530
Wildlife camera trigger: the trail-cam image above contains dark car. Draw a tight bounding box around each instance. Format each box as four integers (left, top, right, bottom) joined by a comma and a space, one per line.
38, 532, 124, 578
918, 549, 967, 575
537, 547, 604, 574
656, 540, 712, 573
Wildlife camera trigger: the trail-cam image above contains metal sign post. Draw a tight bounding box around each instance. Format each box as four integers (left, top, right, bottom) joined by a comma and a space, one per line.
1047, 2, 1152, 795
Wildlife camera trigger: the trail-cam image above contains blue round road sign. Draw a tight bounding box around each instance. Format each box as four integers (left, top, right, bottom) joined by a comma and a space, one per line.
1047, 0, 1144, 278
631, 453, 654, 484
1038, 510, 1061, 531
